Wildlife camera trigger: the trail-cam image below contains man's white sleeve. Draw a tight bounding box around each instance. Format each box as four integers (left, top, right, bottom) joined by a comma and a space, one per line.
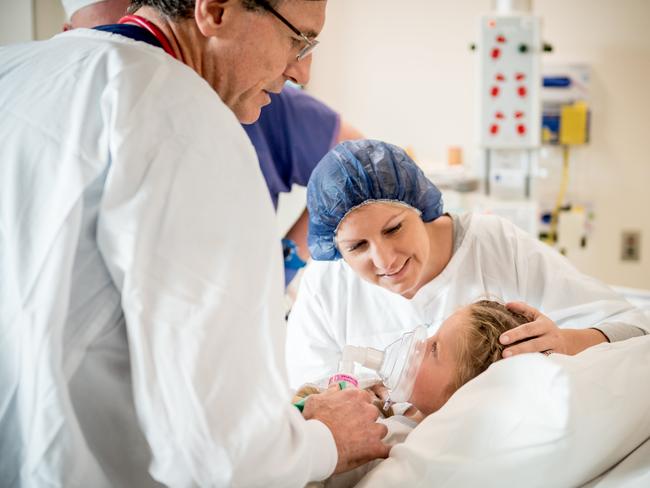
286, 263, 343, 389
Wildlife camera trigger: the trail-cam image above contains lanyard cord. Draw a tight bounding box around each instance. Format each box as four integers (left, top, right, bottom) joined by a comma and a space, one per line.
118, 15, 177, 60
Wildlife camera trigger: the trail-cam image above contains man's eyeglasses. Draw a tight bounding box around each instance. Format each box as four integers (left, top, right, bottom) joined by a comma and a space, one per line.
256, 0, 319, 61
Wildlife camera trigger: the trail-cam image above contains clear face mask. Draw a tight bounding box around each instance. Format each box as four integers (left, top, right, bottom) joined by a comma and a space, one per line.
338, 325, 428, 406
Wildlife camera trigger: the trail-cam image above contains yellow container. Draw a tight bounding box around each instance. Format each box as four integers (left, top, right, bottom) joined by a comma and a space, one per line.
560, 101, 589, 145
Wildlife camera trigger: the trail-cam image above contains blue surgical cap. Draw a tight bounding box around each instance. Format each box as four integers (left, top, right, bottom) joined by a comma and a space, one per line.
307, 139, 444, 261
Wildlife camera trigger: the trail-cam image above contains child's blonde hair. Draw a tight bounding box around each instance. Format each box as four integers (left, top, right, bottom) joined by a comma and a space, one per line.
453, 300, 529, 391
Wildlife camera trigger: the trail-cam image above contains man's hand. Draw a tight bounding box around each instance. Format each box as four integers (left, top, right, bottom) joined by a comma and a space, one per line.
500, 301, 608, 357
303, 385, 390, 474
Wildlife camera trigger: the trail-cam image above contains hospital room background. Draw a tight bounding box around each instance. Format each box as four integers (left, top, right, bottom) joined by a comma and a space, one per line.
2, 0, 649, 293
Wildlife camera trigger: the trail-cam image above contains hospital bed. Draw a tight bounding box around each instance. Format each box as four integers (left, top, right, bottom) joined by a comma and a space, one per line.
583, 438, 650, 487
582, 286, 650, 487
343, 285, 650, 488
613, 285, 650, 317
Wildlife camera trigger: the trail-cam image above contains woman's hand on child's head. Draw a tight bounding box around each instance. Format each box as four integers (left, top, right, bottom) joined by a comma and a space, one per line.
499, 302, 570, 357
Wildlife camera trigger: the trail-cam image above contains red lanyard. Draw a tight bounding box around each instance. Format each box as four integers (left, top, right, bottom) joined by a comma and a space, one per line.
118, 15, 177, 60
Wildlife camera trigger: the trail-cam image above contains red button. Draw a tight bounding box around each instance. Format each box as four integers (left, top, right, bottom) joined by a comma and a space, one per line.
495, 111, 505, 120
490, 124, 500, 135
491, 48, 501, 59
517, 124, 526, 135
516, 73, 526, 81
496, 35, 506, 43
514, 111, 524, 119
518, 86, 527, 97
495, 73, 506, 82
491, 86, 500, 97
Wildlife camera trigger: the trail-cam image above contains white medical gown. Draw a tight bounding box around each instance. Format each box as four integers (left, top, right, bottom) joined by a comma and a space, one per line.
0, 29, 335, 487
286, 213, 650, 388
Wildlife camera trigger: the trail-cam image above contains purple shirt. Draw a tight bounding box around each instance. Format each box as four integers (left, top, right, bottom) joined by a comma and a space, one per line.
243, 86, 340, 209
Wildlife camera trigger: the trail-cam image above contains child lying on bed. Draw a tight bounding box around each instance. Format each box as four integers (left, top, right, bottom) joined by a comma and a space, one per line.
404, 299, 531, 417
302, 300, 532, 487
304, 300, 650, 488
294, 300, 529, 419
296, 300, 530, 418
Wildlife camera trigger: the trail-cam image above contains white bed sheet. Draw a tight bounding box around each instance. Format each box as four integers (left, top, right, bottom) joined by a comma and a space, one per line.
315, 286, 650, 488
353, 335, 650, 488
582, 435, 650, 487
613, 285, 650, 318
587, 288, 650, 485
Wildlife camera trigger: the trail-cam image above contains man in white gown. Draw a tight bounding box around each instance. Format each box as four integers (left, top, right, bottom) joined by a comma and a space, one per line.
0, 1, 388, 486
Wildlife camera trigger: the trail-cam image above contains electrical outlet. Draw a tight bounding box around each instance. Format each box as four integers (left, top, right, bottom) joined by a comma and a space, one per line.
621, 231, 641, 262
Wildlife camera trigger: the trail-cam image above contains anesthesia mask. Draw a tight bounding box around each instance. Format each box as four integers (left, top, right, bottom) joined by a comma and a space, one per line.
338, 325, 428, 405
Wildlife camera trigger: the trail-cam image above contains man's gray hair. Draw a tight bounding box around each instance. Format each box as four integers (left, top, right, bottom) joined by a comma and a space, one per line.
127, 0, 282, 19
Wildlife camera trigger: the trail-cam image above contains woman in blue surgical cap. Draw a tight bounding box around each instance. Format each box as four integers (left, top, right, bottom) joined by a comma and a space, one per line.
285, 139, 649, 389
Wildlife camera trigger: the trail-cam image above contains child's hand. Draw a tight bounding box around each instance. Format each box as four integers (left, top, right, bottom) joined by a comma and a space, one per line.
366, 383, 394, 417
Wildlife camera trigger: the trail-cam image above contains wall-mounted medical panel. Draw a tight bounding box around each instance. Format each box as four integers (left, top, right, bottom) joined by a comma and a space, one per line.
478, 14, 541, 149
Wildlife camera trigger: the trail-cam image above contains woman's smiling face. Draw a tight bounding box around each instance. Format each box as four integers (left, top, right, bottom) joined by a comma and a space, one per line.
335, 202, 434, 298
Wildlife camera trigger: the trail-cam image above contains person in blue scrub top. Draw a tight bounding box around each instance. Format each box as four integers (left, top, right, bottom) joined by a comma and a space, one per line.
244, 85, 363, 286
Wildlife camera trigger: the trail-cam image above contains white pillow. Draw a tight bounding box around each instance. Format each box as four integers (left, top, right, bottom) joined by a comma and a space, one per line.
356, 335, 650, 488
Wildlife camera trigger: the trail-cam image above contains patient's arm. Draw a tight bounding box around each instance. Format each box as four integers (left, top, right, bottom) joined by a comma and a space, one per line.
499, 301, 608, 357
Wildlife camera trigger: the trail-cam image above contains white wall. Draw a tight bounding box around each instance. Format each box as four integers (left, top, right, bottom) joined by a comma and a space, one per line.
34, 0, 66, 40
0, 0, 34, 45
304, 0, 650, 288
0, 0, 65, 45
3, 0, 648, 287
